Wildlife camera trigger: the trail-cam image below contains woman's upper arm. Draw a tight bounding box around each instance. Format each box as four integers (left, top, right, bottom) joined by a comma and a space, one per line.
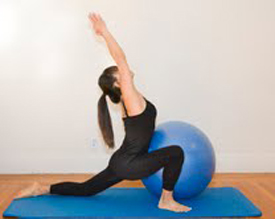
117, 60, 144, 114
117, 60, 138, 97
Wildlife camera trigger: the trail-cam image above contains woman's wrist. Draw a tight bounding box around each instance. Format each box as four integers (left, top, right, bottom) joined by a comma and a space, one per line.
101, 29, 110, 38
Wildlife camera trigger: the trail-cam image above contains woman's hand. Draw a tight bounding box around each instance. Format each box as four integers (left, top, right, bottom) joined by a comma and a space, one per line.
89, 12, 127, 67
88, 12, 108, 36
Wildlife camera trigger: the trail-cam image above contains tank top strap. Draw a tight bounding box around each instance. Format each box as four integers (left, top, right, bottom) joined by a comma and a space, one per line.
122, 100, 129, 117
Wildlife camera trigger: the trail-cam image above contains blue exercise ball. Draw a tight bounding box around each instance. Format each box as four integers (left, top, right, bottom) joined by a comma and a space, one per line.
141, 120, 216, 199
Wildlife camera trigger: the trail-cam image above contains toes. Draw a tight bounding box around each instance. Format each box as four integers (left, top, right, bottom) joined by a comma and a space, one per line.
178, 205, 192, 212
175, 206, 185, 212
183, 206, 192, 212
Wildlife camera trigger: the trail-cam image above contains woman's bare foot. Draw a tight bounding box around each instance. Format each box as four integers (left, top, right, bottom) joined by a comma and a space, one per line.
158, 189, 192, 213
158, 198, 192, 212
14, 181, 50, 199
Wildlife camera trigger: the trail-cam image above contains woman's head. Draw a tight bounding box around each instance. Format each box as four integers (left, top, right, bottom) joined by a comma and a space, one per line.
97, 65, 121, 149
98, 65, 121, 103
98, 65, 135, 94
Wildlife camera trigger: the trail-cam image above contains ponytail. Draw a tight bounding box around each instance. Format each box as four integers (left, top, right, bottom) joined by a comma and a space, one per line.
97, 93, 115, 149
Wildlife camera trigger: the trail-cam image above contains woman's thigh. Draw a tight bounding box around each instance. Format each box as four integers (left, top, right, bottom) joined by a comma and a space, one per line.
113, 145, 183, 180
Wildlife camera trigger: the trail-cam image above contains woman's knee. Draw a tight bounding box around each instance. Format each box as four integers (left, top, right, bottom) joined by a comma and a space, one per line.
108, 164, 130, 179
169, 145, 184, 160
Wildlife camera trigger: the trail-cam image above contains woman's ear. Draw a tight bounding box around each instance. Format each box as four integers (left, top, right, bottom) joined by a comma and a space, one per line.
113, 72, 121, 86
114, 81, 120, 87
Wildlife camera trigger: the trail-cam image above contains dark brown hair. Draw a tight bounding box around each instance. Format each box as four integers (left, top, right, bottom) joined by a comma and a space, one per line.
98, 65, 122, 149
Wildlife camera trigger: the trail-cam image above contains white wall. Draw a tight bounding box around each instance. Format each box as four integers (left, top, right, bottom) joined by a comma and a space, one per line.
0, 0, 274, 173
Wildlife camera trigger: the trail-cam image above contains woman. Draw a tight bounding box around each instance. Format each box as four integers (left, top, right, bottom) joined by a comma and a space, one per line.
15, 12, 192, 213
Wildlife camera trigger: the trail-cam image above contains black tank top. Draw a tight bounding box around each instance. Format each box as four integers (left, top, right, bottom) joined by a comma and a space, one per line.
117, 96, 157, 156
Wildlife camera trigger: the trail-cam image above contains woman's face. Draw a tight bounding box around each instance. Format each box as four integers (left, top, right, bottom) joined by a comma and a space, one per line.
113, 70, 134, 88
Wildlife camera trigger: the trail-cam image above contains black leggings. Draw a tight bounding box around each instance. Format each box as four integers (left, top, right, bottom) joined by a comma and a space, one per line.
50, 145, 184, 196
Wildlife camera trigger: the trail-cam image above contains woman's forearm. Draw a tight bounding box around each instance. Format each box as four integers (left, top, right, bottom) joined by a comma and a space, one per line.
102, 29, 127, 64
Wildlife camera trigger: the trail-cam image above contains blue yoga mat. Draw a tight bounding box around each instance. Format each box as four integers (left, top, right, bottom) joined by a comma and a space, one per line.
4, 187, 262, 218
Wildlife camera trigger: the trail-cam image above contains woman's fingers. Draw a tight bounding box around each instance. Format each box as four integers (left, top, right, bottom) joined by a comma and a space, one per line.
93, 12, 98, 19
93, 13, 99, 21
91, 13, 97, 22
88, 12, 103, 23
88, 12, 106, 35
88, 13, 95, 20
97, 14, 102, 21
91, 16, 96, 24
88, 13, 95, 22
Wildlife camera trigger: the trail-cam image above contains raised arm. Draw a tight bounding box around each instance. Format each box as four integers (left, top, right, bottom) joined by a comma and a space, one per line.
88, 12, 145, 115
101, 29, 133, 83
88, 12, 131, 75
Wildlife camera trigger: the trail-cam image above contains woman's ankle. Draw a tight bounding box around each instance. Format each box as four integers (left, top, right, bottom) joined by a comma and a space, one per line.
160, 189, 174, 202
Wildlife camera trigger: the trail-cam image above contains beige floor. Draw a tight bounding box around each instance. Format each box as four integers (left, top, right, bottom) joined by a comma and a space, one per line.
1, 173, 274, 219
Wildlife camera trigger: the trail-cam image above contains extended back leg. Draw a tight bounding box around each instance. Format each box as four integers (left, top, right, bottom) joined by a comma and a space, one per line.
50, 166, 123, 196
